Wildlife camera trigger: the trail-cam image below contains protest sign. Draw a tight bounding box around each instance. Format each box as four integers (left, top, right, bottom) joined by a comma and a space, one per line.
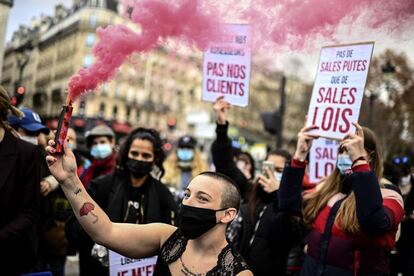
202, 24, 252, 107
109, 250, 157, 276
306, 42, 374, 139
309, 138, 340, 183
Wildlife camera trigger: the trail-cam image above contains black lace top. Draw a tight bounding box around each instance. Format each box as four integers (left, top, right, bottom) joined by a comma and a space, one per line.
154, 229, 250, 276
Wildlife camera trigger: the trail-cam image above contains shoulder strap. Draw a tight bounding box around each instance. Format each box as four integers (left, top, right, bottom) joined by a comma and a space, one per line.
318, 197, 345, 275
248, 205, 268, 246
383, 183, 402, 196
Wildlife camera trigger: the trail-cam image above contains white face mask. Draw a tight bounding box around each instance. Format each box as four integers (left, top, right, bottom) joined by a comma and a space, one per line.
21, 136, 38, 145
401, 175, 411, 186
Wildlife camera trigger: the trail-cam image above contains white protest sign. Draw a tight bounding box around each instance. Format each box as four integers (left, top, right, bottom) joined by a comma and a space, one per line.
109, 250, 157, 276
309, 138, 340, 183
306, 42, 374, 139
202, 24, 251, 107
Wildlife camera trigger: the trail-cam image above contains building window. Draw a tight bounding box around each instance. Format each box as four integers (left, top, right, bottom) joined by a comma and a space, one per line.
79, 100, 86, 116
112, 105, 118, 119
86, 33, 96, 47
114, 83, 121, 98
83, 55, 93, 68
102, 84, 108, 96
99, 102, 105, 118
33, 92, 47, 108
52, 89, 62, 103
136, 109, 140, 120
89, 13, 97, 28
126, 105, 131, 120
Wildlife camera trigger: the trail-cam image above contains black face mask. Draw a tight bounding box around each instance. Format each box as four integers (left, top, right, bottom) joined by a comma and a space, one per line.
126, 158, 153, 178
178, 205, 227, 239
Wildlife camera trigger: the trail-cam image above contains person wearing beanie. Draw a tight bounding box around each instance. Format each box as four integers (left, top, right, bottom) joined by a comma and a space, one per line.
80, 124, 116, 188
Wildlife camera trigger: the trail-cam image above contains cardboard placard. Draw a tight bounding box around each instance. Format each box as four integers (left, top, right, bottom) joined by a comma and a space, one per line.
309, 138, 340, 183
109, 250, 157, 276
306, 42, 374, 139
202, 24, 252, 107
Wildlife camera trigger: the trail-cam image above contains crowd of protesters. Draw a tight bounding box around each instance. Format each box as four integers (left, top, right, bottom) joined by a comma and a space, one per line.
1, 84, 413, 276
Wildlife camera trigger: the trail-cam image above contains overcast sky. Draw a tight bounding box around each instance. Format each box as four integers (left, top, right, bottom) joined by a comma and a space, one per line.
5, 0, 68, 42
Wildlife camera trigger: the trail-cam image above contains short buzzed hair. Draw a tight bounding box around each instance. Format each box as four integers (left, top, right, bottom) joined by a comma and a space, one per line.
199, 171, 241, 211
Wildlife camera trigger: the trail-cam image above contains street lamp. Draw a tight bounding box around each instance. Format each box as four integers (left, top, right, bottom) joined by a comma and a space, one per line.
277, 75, 286, 149
260, 75, 286, 149
367, 61, 395, 128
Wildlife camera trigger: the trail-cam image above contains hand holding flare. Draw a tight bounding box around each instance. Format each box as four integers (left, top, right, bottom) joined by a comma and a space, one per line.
54, 95, 73, 153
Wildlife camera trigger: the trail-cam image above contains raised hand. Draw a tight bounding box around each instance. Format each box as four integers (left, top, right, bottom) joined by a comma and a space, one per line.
340, 122, 368, 163
293, 124, 320, 161
45, 139, 78, 185
213, 96, 231, 125
257, 167, 280, 193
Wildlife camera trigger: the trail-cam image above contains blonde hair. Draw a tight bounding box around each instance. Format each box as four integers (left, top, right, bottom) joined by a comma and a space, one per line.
0, 85, 24, 131
163, 148, 209, 189
303, 127, 383, 235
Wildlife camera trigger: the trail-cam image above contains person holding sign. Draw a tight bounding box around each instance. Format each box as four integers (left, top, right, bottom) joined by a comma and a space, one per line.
279, 122, 404, 275
212, 96, 304, 275
306, 42, 374, 141
45, 139, 253, 276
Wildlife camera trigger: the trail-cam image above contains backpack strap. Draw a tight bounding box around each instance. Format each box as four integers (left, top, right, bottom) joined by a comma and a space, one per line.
383, 183, 402, 196
318, 197, 346, 275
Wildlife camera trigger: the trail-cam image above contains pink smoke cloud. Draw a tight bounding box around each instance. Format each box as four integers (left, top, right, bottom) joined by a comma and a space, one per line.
67, 0, 414, 102
67, 0, 220, 101
220, 0, 413, 50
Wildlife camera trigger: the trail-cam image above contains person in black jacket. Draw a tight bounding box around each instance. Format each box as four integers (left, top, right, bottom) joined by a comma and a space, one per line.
0, 86, 41, 275
394, 159, 414, 276
228, 147, 305, 276
66, 127, 178, 275
212, 96, 304, 275
211, 96, 255, 201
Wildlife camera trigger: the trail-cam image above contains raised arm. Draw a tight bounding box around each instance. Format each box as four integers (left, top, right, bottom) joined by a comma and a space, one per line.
45, 140, 175, 258
278, 124, 319, 214
342, 123, 404, 235
211, 96, 250, 199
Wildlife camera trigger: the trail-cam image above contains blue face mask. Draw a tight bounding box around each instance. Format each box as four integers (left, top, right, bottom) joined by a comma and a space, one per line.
68, 143, 76, 150
91, 144, 112, 159
337, 154, 352, 175
177, 148, 194, 162
274, 172, 283, 182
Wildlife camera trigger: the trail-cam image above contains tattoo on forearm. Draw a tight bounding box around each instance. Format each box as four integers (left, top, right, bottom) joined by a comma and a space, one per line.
79, 202, 99, 224
74, 188, 82, 195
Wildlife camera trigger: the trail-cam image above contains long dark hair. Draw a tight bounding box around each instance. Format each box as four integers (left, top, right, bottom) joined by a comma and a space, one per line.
235, 149, 256, 180
117, 127, 166, 179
